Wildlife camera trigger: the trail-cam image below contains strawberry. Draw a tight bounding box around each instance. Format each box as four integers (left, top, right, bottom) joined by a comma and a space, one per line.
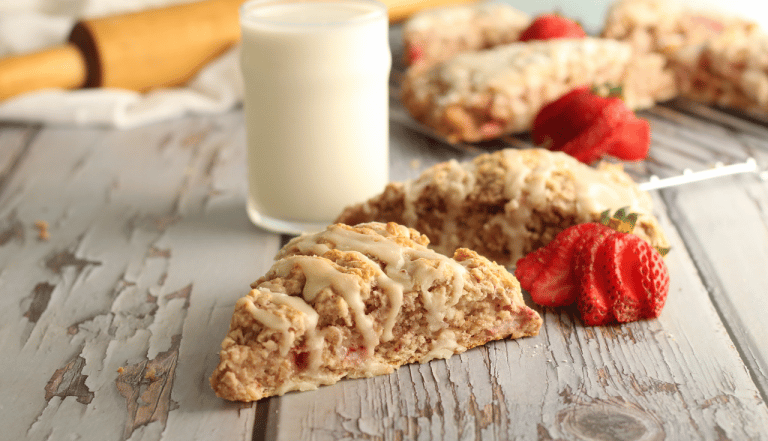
533, 87, 652, 164
515, 223, 611, 307
532, 87, 601, 148
604, 233, 670, 322
514, 245, 554, 290
558, 98, 633, 163
514, 212, 670, 326
518, 14, 587, 42
575, 228, 618, 325
609, 118, 651, 161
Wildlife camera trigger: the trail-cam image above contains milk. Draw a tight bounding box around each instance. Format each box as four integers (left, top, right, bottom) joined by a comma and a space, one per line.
239, 0, 391, 234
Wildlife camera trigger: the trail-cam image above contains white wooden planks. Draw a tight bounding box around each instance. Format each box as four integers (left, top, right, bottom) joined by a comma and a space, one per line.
0, 114, 279, 440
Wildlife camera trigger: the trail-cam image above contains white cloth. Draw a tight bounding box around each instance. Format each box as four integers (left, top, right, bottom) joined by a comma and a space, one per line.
0, 0, 243, 128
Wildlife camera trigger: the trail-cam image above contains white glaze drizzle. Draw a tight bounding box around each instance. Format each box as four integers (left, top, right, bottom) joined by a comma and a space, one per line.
240, 289, 322, 360
265, 223, 469, 375
399, 149, 653, 260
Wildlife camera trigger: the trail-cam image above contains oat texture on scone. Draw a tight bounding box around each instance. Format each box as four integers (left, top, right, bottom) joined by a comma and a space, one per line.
601, 0, 755, 56
668, 26, 768, 114
402, 2, 530, 69
336, 149, 669, 267
400, 37, 676, 143
210, 222, 542, 402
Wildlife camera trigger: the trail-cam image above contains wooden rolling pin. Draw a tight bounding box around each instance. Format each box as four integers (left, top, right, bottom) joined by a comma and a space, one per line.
0, 0, 473, 101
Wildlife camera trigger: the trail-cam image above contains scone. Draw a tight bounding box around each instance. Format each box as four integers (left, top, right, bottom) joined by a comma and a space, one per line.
402, 2, 531, 69
336, 149, 669, 267
400, 37, 676, 143
601, 0, 754, 55
668, 26, 768, 114
210, 222, 542, 402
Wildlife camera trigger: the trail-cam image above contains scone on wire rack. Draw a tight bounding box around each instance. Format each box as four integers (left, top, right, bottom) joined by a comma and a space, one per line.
602, 0, 768, 115
210, 222, 542, 402
668, 26, 768, 115
336, 149, 669, 267
402, 2, 531, 69
400, 37, 676, 143
601, 0, 755, 56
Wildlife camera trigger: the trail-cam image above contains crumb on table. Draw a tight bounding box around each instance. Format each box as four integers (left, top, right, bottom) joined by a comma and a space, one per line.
34, 220, 49, 241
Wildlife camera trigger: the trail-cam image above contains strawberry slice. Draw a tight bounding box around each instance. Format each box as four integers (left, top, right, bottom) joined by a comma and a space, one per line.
516, 223, 607, 307
514, 245, 554, 291
533, 87, 605, 148
609, 118, 651, 161
606, 234, 670, 322
558, 98, 635, 164
519, 14, 587, 42
533, 87, 652, 164
640, 241, 670, 318
576, 227, 618, 325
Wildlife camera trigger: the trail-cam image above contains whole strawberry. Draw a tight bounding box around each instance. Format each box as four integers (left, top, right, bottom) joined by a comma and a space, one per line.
532, 87, 651, 163
518, 14, 587, 42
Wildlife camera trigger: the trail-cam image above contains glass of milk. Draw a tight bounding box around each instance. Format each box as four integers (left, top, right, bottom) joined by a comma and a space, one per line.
239, 0, 391, 235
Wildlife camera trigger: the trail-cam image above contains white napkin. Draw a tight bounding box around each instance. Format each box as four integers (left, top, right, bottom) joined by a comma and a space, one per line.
0, 0, 244, 129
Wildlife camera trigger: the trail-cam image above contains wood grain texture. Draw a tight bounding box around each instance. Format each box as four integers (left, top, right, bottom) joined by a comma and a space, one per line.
646, 104, 768, 400
0, 113, 278, 440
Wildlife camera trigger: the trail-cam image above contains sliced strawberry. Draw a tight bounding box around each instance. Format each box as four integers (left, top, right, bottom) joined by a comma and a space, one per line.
519, 14, 587, 42
576, 227, 618, 325
533, 88, 607, 149
514, 245, 554, 291
639, 241, 670, 318
532, 87, 590, 146
559, 98, 635, 164
519, 223, 605, 307
608, 118, 651, 161
602, 233, 670, 323
605, 234, 669, 322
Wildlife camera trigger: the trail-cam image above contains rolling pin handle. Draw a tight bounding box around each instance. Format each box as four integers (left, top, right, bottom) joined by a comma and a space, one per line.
0, 44, 88, 101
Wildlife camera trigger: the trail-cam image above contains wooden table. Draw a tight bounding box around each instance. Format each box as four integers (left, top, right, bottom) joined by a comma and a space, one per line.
4, 32, 768, 441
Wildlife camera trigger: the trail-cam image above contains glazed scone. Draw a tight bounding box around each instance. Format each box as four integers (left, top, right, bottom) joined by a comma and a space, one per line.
210, 222, 542, 402
336, 149, 669, 267
601, 0, 755, 55
400, 37, 676, 143
402, 2, 530, 69
669, 26, 768, 114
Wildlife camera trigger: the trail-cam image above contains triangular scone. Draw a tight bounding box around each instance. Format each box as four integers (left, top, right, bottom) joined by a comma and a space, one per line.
400, 37, 676, 143
402, 2, 531, 69
210, 222, 542, 402
601, 0, 754, 56
336, 149, 669, 267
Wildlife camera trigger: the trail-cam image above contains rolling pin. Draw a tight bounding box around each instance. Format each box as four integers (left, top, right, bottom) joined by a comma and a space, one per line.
0, 0, 474, 101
